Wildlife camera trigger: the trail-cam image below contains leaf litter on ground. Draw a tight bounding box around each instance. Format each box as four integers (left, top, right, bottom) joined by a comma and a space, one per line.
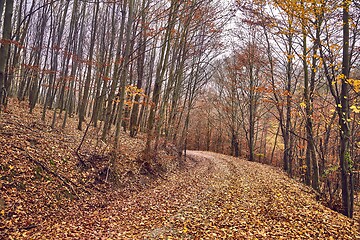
0, 100, 359, 239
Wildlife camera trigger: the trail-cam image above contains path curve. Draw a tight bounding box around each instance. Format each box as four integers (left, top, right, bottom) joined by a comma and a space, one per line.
144, 151, 359, 239
24, 151, 360, 239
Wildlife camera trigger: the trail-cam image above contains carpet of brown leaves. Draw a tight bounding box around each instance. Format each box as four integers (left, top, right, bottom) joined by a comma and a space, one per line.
0, 100, 359, 239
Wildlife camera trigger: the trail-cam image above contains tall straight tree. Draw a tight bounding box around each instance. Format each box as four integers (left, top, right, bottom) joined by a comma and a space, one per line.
92, 3, 116, 128
42, 1, 70, 121
114, 0, 134, 148
102, 0, 128, 141
62, 0, 81, 128
129, 0, 148, 138
300, 1, 319, 191
339, 0, 353, 218
78, 0, 99, 130
29, 5, 49, 113
145, 0, 179, 155
0, 0, 14, 109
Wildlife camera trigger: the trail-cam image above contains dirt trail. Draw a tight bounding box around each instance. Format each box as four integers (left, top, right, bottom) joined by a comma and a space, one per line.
6, 151, 360, 239
144, 151, 360, 239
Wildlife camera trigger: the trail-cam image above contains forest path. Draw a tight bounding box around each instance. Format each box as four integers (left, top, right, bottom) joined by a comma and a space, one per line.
24, 151, 359, 239
144, 151, 359, 239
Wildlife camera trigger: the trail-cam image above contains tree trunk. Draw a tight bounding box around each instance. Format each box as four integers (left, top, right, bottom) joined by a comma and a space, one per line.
102, 0, 127, 141
43, 1, 71, 121
0, 0, 14, 110
283, 31, 293, 174
145, 0, 178, 155
78, 1, 99, 130
114, 0, 134, 148
339, 0, 353, 218
129, 0, 147, 137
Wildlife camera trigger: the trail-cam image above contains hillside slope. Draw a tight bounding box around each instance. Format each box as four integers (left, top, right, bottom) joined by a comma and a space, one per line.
0, 100, 180, 239
0, 101, 359, 239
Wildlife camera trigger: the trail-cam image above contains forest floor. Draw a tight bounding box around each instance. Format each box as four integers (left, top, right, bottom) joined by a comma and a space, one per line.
0, 100, 360, 239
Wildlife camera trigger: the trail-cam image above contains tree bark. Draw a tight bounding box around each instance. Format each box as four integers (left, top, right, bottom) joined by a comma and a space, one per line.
0, 0, 14, 110
339, 0, 353, 218
114, 0, 134, 148
78, 0, 99, 130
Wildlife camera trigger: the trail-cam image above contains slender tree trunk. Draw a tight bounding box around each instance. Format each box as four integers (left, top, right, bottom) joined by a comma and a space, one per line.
102, 0, 127, 141
0, 1, 5, 28
114, 0, 134, 148
29, 6, 49, 113
0, 0, 14, 110
339, 0, 353, 218
129, 0, 147, 137
309, 15, 321, 191
145, 0, 178, 155
302, 25, 313, 187
62, 0, 80, 128
78, 1, 99, 130
248, 64, 255, 161
283, 31, 293, 174
139, 40, 156, 133
42, 1, 70, 121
